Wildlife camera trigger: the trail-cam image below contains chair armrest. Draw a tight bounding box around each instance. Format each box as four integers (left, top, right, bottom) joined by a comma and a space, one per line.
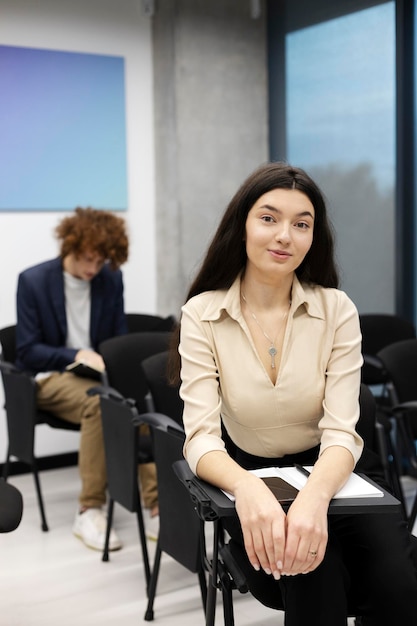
391, 401, 417, 414
133, 410, 183, 434
0, 360, 22, 375
363, 354, 387, 372
87, 384, 136, 406
173, 459, 236, 521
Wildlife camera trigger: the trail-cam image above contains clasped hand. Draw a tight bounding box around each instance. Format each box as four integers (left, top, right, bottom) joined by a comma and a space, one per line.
234, 475, 328, 580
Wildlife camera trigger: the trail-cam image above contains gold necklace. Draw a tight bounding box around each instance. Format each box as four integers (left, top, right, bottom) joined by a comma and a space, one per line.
241, 292, 290, 370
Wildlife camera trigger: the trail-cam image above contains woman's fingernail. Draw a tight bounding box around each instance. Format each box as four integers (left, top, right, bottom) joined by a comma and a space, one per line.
273, 571, 281, 580
252, 563, 260, 571
264, 567, 272, 575
276, 560, 283, 570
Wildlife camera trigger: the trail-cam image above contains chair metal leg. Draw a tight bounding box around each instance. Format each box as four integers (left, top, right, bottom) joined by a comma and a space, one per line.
375, 420, 408, 518
32, 462, 48, 532
135, 490, 151, 589
205, 574, 218, 626
205, 519, 222, 626
220, 573, 235, 626
102, 499, 114, 562
2, 447, 10, 479
198, 566, 208, 613
408, 492, 417, 530
144, 541, 162, 621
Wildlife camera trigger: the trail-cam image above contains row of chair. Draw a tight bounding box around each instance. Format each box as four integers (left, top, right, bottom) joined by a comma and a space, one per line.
0, 313, 177, 532
1, 312, 417, 623
359, 313, 417, 528
90, 343, 206, 621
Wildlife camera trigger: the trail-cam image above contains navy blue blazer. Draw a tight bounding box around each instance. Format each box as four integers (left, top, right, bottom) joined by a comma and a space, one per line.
16, 257, 127, 374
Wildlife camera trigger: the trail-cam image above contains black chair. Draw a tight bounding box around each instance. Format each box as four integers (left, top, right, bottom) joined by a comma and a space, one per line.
125, 313, 177, 334
95, 389, 153, 588
376, 338, 417, 528
174, 384, 399, 626
141, 351, 183, 423
0, 325, 80, 532
99, 331, 172, 414
96, 332, 172, 564
139, 413, 207, 621
139, 350, 207, 620
359, 313, 415, 397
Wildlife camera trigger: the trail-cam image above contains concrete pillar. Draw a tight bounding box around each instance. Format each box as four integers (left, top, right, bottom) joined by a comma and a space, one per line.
152, 0, 268, 314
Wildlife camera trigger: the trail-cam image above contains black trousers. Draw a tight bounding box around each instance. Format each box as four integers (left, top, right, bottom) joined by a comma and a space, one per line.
223, 445, 417, 626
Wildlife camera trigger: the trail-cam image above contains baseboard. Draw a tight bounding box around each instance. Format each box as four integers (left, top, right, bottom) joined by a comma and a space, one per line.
0, 452, 78, 477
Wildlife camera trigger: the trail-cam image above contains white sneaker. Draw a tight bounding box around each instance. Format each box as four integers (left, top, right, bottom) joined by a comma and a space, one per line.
143, 509, 159, 541
73, 507, 122, 551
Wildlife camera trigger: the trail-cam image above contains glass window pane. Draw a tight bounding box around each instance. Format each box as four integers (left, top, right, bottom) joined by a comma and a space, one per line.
286, 2, 395, 313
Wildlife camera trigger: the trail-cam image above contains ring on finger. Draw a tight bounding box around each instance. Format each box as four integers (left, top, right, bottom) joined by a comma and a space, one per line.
308, 550, 318, 557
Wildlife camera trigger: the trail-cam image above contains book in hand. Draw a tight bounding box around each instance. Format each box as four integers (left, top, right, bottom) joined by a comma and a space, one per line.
221, 465, 383, 503
65, 360, 104, 381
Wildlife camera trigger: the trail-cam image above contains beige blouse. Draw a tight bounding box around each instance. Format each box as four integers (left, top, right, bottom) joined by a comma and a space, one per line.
179, 274, 364, 475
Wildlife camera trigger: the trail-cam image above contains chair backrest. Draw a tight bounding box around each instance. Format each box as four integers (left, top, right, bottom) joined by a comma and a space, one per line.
377, 338, 417, 404
151, 422, 202, 572
356, 383, 378, 452
0, 367, 37, 463
0, 325, 17, 364
99, 331, 172, 413
138, 350, 201, 571
99, 394, 152, 511
141, 351, 184, 426
125, 313, 177, 334
359, 314, 416, 385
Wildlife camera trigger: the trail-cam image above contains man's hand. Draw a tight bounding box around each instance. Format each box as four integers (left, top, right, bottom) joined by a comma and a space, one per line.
75, 349, 105, 372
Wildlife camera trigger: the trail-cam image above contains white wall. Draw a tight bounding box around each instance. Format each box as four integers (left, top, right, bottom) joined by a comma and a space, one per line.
0, 0, 156, 459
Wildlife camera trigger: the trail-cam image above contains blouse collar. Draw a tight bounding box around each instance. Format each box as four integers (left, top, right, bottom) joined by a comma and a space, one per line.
199, 273, 326, 322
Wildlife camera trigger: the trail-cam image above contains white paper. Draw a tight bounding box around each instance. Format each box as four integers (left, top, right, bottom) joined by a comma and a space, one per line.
221, 466, 383, 501
271, 466, 383, 499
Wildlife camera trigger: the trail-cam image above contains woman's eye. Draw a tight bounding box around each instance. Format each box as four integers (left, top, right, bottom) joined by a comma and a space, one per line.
261, 215, 275, 223
295, 221, 310, 229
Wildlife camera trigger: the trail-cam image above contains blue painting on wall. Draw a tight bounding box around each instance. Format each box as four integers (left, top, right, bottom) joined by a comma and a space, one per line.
0, 45, 128, 212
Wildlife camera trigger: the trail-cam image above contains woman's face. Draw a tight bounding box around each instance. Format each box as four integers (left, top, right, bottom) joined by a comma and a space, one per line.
244, 188, 315, 280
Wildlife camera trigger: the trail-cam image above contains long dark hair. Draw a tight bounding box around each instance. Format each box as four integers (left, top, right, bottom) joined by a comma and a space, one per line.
169, 161, 338, 382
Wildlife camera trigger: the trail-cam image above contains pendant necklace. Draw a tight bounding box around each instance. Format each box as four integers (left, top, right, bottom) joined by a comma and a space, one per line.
241, 292, 290, 370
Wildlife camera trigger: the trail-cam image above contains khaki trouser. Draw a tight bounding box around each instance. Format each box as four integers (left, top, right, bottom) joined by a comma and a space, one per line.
37, 372, 158, 510
138, 459, 158, 510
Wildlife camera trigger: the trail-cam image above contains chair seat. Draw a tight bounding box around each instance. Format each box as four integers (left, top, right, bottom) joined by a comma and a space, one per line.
37, 410, 81, 431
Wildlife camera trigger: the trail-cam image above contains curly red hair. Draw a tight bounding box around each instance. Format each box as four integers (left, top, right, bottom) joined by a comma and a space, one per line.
55, 207, 129, 270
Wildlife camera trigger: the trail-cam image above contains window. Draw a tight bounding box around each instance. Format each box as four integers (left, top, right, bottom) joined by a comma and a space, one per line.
269, 1, 397, 314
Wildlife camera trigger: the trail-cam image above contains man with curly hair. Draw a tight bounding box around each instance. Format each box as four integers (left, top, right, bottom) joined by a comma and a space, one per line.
16, 207, 129, 550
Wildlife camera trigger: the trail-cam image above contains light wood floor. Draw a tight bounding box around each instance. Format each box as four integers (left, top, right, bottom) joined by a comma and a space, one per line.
1, 466, 416, 626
